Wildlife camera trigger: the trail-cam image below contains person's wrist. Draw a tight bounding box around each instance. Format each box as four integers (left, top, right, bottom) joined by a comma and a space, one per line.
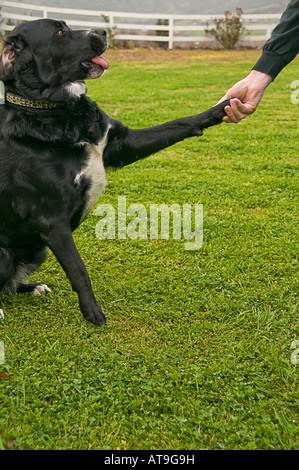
246, 70, 272, 88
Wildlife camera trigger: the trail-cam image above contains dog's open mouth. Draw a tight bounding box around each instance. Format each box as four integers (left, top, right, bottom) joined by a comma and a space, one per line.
82, 55, 109, 77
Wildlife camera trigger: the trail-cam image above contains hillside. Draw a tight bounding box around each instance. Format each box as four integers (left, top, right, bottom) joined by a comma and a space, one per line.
11, 0, 287, 14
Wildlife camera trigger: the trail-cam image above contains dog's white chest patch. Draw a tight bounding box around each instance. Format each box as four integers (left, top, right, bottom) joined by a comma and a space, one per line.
75, 137, 108, 222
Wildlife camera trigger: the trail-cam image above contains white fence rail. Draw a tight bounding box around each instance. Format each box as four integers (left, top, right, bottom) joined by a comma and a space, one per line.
0, 1, 281, 49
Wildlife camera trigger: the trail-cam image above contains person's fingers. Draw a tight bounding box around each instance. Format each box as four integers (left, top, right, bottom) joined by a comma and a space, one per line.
223, 99, 256, 123
222, 115, 233, 123
224, 105, 240, 123
218, 96, 244, 122
229, 99, 249, 120
231, 98, 256, 116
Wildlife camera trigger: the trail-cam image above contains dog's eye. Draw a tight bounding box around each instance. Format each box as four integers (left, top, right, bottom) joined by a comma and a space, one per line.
56, 30, 64, 36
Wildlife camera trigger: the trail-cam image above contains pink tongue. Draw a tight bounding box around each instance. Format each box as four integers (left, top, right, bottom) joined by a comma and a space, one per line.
91, 56, 109, 69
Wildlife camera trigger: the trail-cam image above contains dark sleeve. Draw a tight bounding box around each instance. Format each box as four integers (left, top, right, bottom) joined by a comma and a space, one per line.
252, 0, 299, 80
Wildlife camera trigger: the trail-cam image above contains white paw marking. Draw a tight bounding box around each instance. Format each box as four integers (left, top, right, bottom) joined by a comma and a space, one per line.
0, 309, 4, 321
33, 285, 52, 296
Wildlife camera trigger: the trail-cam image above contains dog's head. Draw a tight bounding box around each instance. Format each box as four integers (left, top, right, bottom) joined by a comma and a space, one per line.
0, 19, 108, 102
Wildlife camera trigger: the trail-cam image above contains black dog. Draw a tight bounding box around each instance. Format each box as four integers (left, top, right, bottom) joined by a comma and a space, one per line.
0, 19, 229, 326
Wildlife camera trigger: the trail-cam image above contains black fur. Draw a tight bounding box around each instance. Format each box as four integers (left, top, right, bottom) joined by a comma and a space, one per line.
0, 19, 230, 326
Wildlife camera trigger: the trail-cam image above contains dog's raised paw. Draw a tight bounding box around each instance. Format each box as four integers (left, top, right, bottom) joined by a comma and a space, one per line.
0, 309, 4, 321
33, 284, 52, 296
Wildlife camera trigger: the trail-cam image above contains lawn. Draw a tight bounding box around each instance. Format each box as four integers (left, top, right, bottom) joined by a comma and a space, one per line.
0, 50, 298, 450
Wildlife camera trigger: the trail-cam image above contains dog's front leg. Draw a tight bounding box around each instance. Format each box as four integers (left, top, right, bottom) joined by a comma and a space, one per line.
43, 228, 106, 326
103, 100, 230, 168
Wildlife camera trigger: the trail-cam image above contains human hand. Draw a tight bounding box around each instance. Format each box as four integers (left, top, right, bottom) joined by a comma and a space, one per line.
218, 70, 272, 123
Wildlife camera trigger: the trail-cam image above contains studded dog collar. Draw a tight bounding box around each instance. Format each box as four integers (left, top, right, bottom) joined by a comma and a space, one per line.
5, 92, 65, 109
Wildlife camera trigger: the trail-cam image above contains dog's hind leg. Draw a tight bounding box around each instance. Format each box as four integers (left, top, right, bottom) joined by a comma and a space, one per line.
0, 247, 16, 319
0, 247, 16, 294
0, 245, 49, 319
1, 245, 49, 295
17, 283, 51, 295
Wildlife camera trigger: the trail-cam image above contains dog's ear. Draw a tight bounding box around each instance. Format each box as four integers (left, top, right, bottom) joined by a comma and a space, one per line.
0, 35, 24, 81
0, 45, 16, 80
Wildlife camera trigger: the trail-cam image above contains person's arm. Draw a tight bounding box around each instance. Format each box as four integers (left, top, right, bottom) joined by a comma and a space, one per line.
252, 0, 299, 80
219, 0, 299, 123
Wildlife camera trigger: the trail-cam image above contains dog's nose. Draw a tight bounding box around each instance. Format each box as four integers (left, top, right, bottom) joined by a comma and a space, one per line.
90, 29, 107, 39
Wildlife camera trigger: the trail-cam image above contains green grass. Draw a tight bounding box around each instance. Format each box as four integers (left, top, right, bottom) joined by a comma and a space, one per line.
0, 56, 298, 450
